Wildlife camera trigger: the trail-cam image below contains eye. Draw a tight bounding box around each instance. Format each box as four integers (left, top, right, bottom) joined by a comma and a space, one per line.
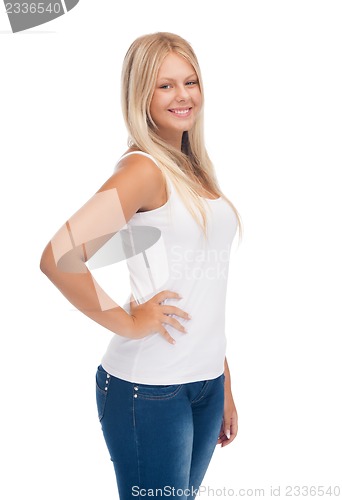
159, 84, 172, 89
186, 80, 198, 86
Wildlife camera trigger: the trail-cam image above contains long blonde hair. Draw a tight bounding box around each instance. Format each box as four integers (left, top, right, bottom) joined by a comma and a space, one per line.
121, 32, 243, 243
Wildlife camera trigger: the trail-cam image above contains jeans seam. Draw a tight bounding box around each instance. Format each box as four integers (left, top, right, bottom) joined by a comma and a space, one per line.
132, 385, 141, 488
135, 384, 183, 400
190, 380, 211, 405
96, 369, 111, 421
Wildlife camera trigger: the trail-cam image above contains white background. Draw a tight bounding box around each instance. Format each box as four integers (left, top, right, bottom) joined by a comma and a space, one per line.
1, 1, 341, 499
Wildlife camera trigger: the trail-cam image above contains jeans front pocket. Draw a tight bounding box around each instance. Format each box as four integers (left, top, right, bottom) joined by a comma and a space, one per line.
134, 382, 183, 401
95, 365, 111, 421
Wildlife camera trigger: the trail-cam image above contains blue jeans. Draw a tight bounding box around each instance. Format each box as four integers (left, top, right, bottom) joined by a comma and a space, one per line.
95, 365, 225, 499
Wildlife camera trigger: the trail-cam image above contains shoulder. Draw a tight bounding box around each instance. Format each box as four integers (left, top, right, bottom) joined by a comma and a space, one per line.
115, 149, 162, 178
96, 150, 165, 214
114, 150, 165, 195
99, 149, 162, 186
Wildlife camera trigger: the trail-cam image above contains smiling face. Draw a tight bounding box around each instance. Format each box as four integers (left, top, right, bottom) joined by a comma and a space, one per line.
149, 52, 202, 149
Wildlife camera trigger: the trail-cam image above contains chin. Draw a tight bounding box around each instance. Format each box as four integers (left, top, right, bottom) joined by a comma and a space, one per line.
170, 118, 195, 131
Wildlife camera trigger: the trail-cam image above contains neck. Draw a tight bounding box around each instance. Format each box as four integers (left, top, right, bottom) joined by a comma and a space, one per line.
156, 129, 183, 151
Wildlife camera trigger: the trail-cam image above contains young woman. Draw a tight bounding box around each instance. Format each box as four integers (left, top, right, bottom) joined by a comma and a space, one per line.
40, 32, 242, 499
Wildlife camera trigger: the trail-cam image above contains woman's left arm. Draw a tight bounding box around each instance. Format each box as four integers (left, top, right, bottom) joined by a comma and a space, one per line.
217, 356, 238, 447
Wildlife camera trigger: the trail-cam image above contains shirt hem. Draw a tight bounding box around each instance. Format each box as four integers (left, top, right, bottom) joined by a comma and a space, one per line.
100, 360, 224, 385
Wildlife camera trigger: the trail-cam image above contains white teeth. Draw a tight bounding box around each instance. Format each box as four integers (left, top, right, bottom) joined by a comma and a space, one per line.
171, 109, 190, 114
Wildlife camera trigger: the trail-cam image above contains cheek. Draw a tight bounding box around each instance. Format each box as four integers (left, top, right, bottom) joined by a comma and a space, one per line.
150, 95, 160, 115
195, 90, 203, 108
149, 102, 159, 125
150, 95, 170, 121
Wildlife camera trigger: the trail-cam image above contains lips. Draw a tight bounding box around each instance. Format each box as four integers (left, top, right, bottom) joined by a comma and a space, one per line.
168, 107, 192, 117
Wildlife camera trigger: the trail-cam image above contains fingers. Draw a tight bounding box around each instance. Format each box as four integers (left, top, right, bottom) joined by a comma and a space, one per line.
218, 427, 233, 447
160, 327, 176, 345
131, 290, 191, 345
217, 431, 226, 444
218, 416, 238, 447
161, 305, 191, 321
158, 316, 186, 344
223, 428, 237, 446
217, 438, 227, 446
217, 422, 229, 446
162, 315, 188, 334
222, 429, 237, 446
227, 421, 238, 444
153, 291, 191, 339
227, 411, 238, 444
160, 308, 191, 335
154, 290, 182, 303
157, 293, 191, 334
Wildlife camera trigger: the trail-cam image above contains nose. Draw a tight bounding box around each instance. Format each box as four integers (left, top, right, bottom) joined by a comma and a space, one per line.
175, 85, 190, 103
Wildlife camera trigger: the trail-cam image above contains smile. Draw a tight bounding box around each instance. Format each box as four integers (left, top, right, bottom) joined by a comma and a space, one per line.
168, 108, 192, 117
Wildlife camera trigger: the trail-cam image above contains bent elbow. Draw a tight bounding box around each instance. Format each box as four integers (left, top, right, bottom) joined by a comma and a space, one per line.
39, 242, 56, 276
40, 255, 49, 275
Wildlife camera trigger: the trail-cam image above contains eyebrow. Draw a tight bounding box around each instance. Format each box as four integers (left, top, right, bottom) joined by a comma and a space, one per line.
157, 73, 198, 82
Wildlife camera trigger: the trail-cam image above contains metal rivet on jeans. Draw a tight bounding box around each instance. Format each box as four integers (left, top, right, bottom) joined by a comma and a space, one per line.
134, 394, 138, 398
134, 386, 138, 391
106, 374, 110, 379
105, 387, 108, 391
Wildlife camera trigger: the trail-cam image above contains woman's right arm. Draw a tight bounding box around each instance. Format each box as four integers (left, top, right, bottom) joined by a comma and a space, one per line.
40, 156, 189, 344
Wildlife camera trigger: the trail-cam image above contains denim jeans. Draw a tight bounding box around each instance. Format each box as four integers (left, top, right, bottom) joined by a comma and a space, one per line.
95, 364, 225, 499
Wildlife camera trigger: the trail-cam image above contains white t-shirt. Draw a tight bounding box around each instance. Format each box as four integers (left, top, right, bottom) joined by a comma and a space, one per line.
100, 151, 238, 384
